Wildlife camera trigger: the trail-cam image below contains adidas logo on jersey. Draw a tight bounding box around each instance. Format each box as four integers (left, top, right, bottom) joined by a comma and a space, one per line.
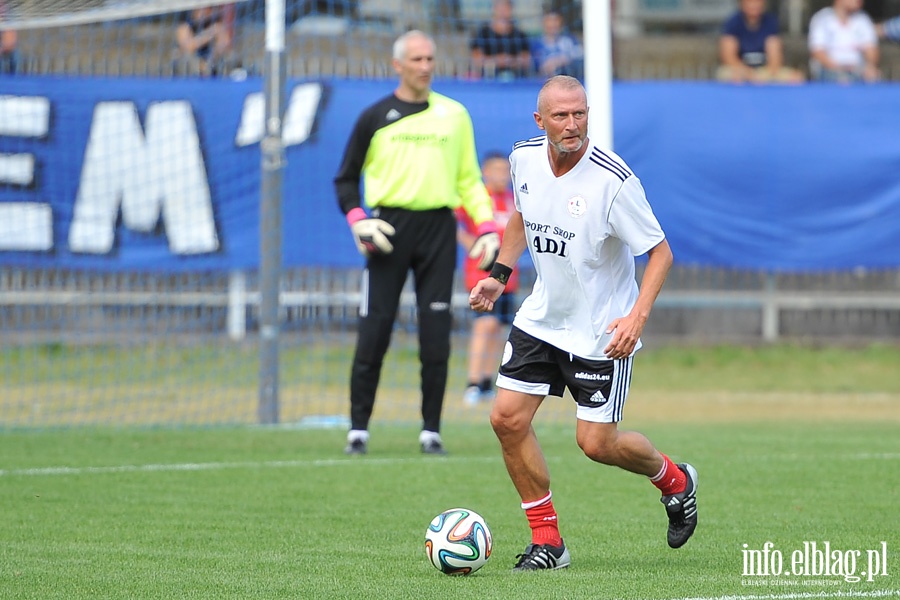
386, 108, 401, 121
519, 183, 529, 194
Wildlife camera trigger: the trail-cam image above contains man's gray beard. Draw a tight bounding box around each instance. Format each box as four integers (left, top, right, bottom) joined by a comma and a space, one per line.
551, 136, 585, 155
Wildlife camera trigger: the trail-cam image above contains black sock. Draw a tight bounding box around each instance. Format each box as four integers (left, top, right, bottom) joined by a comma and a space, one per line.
478, 377, 493, 392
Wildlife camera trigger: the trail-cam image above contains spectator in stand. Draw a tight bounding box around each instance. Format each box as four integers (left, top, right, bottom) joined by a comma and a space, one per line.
531, 10, 583, 79
174, 4, 236, 77
876, 15, 900, 40
457, 152, 520, 406
808, 0, 879, 83
717, 0, 803, 83
470, 0, 532, 81
0, 1, 17, 75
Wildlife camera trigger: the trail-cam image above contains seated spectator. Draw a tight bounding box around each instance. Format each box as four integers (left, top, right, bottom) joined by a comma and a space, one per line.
876, 15, 900, 41
173, 4, 237, 77
531, 10, 583, 78
808, 0, 879, 83
0, 0, 17, 75
717, 0, 803, 83
470, 0, 531, 81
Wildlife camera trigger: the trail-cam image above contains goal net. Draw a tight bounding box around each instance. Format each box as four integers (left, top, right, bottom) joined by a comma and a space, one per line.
1, 0, 235, 29
0, 0, 557, 429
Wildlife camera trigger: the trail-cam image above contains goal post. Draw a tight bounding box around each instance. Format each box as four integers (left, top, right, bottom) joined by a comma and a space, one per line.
258, 0, 286, 424
583, 0, 614, 150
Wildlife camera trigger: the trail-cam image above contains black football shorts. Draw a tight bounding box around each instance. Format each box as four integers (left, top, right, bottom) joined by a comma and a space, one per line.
496, 326, 633, 423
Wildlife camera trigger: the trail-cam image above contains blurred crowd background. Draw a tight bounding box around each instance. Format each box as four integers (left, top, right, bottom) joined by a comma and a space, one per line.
2, 0, 899, 81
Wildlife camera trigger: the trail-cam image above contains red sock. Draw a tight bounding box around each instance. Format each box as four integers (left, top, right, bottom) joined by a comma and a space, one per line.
523, 492, 563, 547
650, 454, 686, 496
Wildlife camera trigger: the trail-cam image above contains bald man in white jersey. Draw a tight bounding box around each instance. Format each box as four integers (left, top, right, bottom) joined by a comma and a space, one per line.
469, 75, 698, 571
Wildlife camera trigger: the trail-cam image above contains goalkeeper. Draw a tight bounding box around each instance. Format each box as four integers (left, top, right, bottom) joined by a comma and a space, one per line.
334, 30, 500, 456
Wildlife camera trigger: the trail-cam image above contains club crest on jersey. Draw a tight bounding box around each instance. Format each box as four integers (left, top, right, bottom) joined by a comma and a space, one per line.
567, 195, 586, 218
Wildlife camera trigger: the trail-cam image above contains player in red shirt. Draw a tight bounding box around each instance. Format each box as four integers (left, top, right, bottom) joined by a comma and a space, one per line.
456, 152, 520, 404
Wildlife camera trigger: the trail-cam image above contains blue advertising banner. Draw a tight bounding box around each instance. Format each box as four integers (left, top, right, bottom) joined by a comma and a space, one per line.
1, 77, 898, 272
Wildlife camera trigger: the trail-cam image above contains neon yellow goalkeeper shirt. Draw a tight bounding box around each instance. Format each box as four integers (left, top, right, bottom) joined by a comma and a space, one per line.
334, 91, 494, 226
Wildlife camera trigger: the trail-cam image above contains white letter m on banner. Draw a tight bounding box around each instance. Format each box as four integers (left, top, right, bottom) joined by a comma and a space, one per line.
69, 101, 219, 255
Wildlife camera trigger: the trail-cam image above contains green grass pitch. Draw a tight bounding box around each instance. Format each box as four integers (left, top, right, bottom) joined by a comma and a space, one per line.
0, 344, 898, 599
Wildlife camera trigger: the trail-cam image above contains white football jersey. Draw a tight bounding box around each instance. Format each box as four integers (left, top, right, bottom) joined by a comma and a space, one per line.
509, 135, 665, 359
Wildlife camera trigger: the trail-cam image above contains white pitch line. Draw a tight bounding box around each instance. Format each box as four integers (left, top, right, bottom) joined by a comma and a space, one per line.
672, 589, 899, 600
1, 451, 896, 478
0, 455, 500, 477
741, 453, 900, 462
850, 453, 900, 460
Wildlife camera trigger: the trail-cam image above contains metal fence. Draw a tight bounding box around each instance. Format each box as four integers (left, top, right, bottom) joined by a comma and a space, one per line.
3, 267, 898, 343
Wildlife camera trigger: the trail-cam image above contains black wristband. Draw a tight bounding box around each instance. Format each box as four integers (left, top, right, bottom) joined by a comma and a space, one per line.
489, 262, 513, 285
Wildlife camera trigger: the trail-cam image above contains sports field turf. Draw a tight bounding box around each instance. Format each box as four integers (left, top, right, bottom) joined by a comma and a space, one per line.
1, 344, 898, 599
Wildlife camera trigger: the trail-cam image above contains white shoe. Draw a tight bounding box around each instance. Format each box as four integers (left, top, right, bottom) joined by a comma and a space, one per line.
344, 430, 369, 455
419, 431, 447, 455
463, 385, 481, 405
